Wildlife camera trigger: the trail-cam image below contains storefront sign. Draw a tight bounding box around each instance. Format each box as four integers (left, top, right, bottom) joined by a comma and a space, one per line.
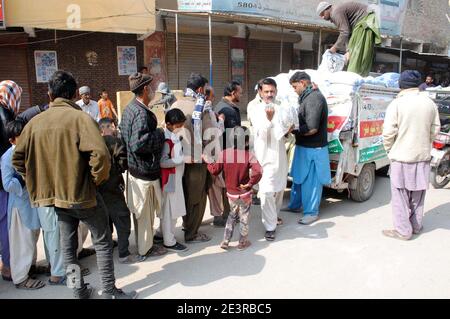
34, 51, 58, 83
375, 0, 408, 37
117, 46, 137, 76
0, 0, 5, 29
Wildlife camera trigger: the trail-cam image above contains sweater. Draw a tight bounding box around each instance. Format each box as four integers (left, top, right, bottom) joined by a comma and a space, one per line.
12, 98, 111, 209
383, 89, 441, 163
330, 1, 369, 52
119, 97, 165, 181
207, 148, 262, 196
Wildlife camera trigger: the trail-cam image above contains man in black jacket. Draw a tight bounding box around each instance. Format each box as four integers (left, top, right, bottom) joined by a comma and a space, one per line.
119, 72, 167, 258
288, 72, 331, 225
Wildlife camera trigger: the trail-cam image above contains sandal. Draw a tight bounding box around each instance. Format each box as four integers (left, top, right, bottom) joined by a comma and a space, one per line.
15, 277, 46, 290
145, 245, 168, 258
277, 217, 283, 225
237, 240, 252, 251
186, 233, 211, 243
48, 276, 67, 286
220, 240, 230, 250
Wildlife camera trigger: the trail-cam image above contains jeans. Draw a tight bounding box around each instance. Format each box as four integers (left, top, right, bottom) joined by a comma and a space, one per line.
55, 193, 115, 299
99, 190, 131, 259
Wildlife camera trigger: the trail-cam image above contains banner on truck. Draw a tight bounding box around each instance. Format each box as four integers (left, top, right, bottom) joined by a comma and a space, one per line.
357, 95, 390, 163
327, 96, 353, 154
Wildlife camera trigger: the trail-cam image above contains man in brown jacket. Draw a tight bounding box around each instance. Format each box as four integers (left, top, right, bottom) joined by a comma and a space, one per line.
171, 73, 216, 243
12, 70, 136, 299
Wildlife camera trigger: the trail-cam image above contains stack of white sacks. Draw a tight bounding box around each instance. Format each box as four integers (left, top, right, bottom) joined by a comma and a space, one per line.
270, 50, 401, 137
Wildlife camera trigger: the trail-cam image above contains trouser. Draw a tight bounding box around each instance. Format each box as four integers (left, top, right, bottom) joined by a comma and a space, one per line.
300, 164, 324, 217
38, 207, 64, 277
208, 175, 230, 218
127, 175, 161, 256
0, 191, 9, 269
183, 164, 208, 241
9, 208, 39, 284
288, 183, 302, 210
224, 197, 251, 243
260, 191, 284, 232
160, 213, 177, 247
391, 185, 426, 238
77, 223, 89, 255
100, 190, 131, 258
55, 193, 115, 299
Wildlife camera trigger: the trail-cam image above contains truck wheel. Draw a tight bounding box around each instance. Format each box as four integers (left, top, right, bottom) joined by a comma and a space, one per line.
350, 163, 376, 202
430, 167, 450, 189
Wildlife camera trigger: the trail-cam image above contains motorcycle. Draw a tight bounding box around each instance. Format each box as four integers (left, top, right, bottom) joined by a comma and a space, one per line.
430, 120, 450, 188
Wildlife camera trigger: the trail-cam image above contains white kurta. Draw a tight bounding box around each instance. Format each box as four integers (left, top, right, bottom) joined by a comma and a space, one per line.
252, 99, 289, 194
160, 129, 186, 219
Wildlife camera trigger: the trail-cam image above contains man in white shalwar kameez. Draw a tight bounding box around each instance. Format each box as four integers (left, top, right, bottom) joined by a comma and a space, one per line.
252, 78, 292, 241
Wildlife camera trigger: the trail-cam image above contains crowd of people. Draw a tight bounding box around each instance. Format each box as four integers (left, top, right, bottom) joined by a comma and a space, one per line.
0, 65, 441, 299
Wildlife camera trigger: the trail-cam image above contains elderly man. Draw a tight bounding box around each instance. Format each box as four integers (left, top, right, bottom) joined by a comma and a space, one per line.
316, 1, 381, 76
252, 78, 292, 241
76, 86, 100, 122
382, 70, 440, 241
289, 72, 331, 225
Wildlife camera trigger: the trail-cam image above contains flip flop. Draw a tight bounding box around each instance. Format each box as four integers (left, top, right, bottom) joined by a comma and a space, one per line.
145, 245, 168, 258
15, 277, 46, 290
186, 233, 211, 243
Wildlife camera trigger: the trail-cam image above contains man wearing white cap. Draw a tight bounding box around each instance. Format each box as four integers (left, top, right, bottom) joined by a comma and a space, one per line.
76, 86, 100, 122
316, 1, 381, 76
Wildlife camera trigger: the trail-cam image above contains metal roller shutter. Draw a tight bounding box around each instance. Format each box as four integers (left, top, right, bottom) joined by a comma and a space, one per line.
0, 41, 31, 112
167, 33, 229, 100
247, 39, 293, 110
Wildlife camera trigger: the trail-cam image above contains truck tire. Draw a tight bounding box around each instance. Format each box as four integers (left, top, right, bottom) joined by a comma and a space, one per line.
350, 163, 376, 202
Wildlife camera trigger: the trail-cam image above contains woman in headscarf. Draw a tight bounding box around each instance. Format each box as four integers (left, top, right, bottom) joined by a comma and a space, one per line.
0, 80, 21, 282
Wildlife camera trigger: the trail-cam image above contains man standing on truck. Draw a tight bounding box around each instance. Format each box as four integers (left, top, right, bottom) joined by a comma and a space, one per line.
382, 70, 440, 241
316, 1, 381, 76
289, 72, 331, 225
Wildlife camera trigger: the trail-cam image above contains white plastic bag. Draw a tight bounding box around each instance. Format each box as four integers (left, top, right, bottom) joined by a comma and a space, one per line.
318, 50, 346, 73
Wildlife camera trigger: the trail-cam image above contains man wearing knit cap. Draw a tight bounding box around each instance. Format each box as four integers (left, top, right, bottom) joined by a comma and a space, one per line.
76, 86, 100, 122
382, 70, 440, 241
119, 72, 168, 258
317, 1, 381, 76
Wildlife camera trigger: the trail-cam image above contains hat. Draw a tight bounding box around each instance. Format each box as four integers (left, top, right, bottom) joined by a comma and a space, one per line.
129, 72, 153, 93
399, 70, 422, 89
79, 86, 90, 96
156, 82, 170, 94
316, 1, 331, 16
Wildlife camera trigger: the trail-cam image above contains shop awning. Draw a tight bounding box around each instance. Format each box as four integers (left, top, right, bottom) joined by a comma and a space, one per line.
4, 0, 155, 34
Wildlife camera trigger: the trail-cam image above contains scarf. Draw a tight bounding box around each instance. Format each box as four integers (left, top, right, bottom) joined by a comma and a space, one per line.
0, 80, 22, 115
185, 88, 206, 145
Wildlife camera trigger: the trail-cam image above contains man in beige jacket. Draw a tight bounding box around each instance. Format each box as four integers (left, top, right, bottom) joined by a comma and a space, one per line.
171, 73, 215, 243
382, 70, 440, 241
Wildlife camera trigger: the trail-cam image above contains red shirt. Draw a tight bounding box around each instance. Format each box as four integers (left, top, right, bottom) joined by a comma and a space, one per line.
207, 148, 262, 196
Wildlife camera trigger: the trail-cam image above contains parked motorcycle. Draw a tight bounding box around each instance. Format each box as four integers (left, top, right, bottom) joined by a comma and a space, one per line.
430, 119, 450, 189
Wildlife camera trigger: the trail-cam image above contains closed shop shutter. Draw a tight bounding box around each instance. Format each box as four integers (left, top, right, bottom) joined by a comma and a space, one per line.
0, 45, 31, 112
247, 39, 293, 111
167, 33, 229, 102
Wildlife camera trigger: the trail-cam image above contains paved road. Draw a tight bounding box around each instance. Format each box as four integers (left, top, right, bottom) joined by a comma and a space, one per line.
2, 175, 450, 299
